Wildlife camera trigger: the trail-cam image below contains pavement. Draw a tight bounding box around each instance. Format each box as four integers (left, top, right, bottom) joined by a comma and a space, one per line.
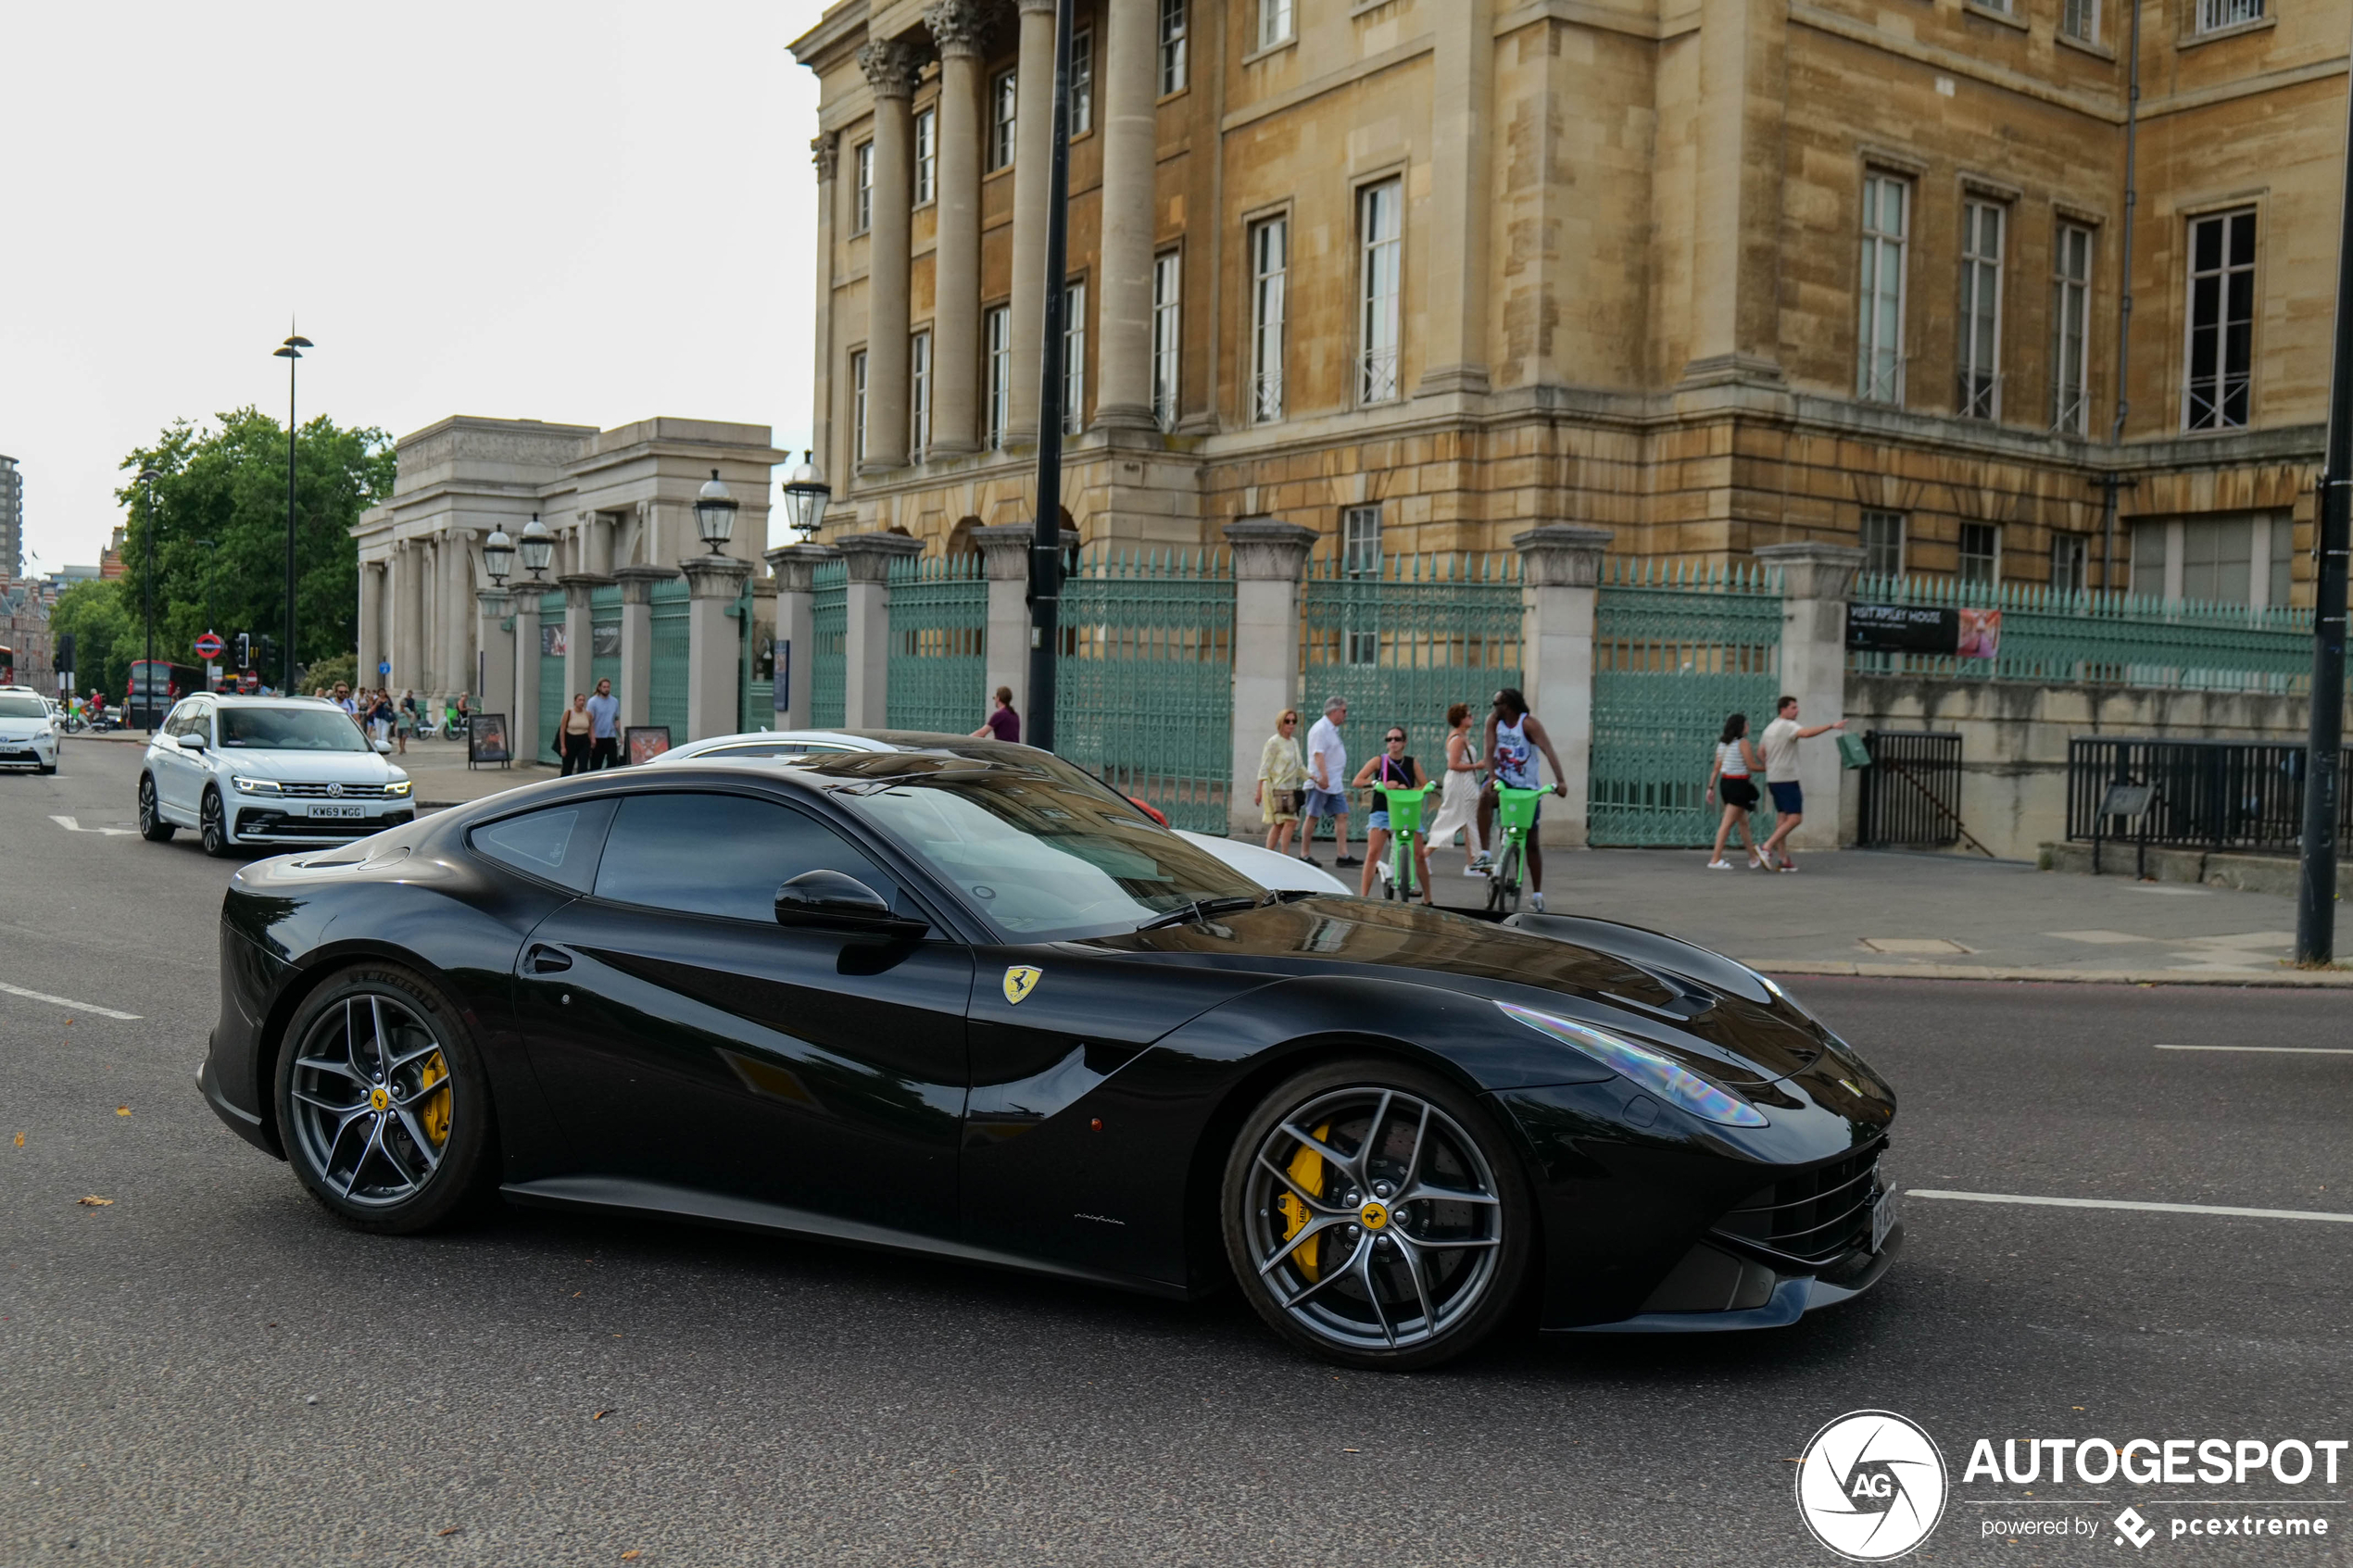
4, 742, 2350, 1565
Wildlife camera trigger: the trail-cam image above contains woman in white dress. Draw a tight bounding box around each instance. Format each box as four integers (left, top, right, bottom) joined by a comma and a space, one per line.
1425, 702, 1486, 876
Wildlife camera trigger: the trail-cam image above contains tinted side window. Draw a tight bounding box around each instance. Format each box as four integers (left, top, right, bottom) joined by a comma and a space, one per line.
470, 799, 616, 893
593, 792, 895, 922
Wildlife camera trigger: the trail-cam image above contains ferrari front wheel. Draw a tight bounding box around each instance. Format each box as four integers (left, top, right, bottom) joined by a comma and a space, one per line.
1222, 1059, 1532, 1371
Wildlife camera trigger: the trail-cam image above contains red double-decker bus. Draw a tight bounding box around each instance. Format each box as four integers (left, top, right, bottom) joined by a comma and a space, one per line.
127, 659, 203, 726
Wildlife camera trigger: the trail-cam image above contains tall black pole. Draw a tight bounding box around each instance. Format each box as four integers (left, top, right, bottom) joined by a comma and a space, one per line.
1025, 0, 1076, 754
283, 349, 299, 694
140, 470, 157, 734
2294, 68, 2353, 966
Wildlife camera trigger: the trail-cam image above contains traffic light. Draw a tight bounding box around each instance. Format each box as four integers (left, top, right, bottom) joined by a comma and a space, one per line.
54, 633, 75, 672
234, 632, 250, 670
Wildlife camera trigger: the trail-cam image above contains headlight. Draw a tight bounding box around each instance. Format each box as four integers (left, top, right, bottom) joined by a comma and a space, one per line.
230, 775, 282, 795
1496, 1001, 1770, 1127
384, 778, 412, 797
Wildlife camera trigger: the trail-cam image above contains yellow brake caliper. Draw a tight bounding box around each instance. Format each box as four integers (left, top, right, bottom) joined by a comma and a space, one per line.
1276, 1123, 1331, 1281
416, 1052, 451, 1148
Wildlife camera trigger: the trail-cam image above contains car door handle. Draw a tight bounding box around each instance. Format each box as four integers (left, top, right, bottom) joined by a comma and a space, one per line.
526, 944, 573, 974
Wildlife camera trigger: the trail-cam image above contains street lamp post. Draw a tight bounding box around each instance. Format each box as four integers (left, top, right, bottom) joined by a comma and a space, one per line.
1026, 0, 1076, 754
137, 466, 160, 734
272, 328, 311, 695
779, 453, 831, 546
518, 514, 555, 583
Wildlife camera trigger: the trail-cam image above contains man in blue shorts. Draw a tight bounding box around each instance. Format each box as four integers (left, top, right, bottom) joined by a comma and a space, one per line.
1302, 696, 1359, 868
1756, 694, 1845, 871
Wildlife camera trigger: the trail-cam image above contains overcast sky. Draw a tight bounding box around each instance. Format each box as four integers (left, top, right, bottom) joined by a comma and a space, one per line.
0, 0, 833, 576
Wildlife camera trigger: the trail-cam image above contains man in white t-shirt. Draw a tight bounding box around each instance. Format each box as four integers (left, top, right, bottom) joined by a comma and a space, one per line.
1757, 695, 1845, 871
1302, 696, 1359, 867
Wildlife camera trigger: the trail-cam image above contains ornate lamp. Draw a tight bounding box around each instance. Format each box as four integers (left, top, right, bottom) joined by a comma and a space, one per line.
694, 470, 739, 554
778, 452, 831, 545
482, 526, 515, 586
518, 514, 555, 580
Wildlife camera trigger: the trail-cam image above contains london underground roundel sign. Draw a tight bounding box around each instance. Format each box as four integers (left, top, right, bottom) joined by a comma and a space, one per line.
194, 633, 224, 659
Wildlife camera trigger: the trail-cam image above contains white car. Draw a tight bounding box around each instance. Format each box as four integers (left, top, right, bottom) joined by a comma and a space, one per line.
649, 728, 1353, 897
139, 695, 416, 858
0, 690, 59, 774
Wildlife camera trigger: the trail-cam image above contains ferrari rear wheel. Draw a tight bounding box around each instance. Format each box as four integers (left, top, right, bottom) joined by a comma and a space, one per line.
273, 964, 496, 1235
1223, 1059, 1531, 1371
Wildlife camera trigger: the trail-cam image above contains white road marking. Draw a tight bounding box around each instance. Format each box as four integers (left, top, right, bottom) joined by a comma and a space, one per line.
2154, 1043, 2353, 1055
1908, 1189, 2353, 1223
0, 981, 141, 1021
48, 815, 134, 836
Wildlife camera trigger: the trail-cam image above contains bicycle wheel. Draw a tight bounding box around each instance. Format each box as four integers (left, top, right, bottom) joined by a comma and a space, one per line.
1486, 841, 1523, 916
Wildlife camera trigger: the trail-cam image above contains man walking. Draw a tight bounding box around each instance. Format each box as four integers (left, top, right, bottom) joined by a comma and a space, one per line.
1755, 695, 1845, 871
1302, 696, 1358, 868
585, 677, 622, 771
1474, 686, 1569, 912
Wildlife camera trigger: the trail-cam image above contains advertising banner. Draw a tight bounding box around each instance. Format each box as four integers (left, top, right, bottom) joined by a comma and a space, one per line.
1848, 603, 2003, 660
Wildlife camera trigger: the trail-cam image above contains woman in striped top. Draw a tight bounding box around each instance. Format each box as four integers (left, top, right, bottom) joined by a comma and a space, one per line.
1705, 712, 1768, 870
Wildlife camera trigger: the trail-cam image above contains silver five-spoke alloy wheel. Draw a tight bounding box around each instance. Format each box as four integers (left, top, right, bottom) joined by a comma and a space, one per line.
286, 990, 455, 1209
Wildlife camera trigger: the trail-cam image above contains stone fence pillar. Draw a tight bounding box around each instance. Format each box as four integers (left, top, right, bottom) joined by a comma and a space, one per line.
614, 565, 678, 732
558, 573, 608, 715
837, 533, 925, 729
1514, 525, 1612, 848
474, 589, 514, 752
512, 591, 542, 763
1754, 542, 1864, 851
681, 555, 753, 742
975, 524, 1078, 733
1225, 518, 1318, 839
766, 544, 840, 732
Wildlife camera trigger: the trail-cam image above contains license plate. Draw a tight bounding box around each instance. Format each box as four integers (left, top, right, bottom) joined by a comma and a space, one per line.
307, 803, 371, 820
1869, 1181, 1896, 1253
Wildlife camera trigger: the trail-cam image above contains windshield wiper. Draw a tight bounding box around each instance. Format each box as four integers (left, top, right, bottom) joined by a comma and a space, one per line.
1138, 895, 1263, 931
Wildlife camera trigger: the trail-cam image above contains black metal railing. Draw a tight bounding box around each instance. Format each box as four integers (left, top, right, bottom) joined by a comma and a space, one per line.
1858, 732, 1964, 848
2065, 737, 2353, 850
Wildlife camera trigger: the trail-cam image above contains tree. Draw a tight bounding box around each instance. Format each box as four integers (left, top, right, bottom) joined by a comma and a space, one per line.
115, 409, 395, 679
49, 579, 136, 700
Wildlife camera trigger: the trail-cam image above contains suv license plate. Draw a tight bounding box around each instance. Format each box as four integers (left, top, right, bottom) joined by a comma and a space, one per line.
308, 803, 370, 820
1869, 1182, 1896, 1253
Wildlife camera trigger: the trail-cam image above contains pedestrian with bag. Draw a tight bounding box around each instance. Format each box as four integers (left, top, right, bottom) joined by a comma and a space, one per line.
1352, 725, 1434, 903
396, 689, 419, 756
585, 678, 621, 770
557, 693, 594, 776
1254, 709, 1307, 856
1755, 695, 1845, 872
1302, 696, 1358, 868
1425, 701, 1486, 877
1705, 712, 1768, 870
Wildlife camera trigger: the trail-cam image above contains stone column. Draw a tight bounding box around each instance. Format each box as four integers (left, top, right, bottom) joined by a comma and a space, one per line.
1514, 525, 1612, 849
837, 532, 925, 727
1754, 541, 1863, 851
475, 588, 513, 747
614, 564, 677, 731
358, 560, 385, 686
1684, 0, 1785, 380
766, 544, 841, 732
392, 542, 424, 696
812, 133, 840, 496
512, 591, 543, 764
581, 511, 613, 577
682, 554, 754, 742
1005, 0, 1059, 446
860, 36, 920, 472
1225, 519, 1319, 839
559, 573, 602, 716
925, 1, 987, 457
1094, 0, 1160, 428
442, 530, 476, 702
1418, 0, 1493, 395
974, 523, 1076, 725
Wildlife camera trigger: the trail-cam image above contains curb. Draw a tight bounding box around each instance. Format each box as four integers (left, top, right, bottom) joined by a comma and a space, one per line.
1754, 960, 2353, 987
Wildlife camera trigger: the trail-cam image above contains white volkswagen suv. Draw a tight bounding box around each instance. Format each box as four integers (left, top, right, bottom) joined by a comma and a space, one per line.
139, 695, 415, 858
0, 690, 60, 774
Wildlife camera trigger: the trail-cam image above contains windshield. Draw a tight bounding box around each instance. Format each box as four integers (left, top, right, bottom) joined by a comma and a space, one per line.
0, 696, 47, 719
220, 707, 371, 752
841, 772, 1261, 940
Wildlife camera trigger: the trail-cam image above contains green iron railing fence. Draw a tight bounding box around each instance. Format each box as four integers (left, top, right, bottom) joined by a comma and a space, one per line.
738, 588, 774, 734
1848, 573, 2313, 694
1054, 547, 1234, 833
1591, 558, 1783, 847
887, 552, 988, 734
536, 589, 566, 764
811, 559, 848, 730
648, 578, 690, 744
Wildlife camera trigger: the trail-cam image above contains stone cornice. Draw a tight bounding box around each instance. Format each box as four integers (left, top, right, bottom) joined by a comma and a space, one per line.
790, 1, 872, 73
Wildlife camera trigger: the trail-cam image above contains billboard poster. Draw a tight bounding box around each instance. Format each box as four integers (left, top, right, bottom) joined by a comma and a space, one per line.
1847, 603, 2002, 660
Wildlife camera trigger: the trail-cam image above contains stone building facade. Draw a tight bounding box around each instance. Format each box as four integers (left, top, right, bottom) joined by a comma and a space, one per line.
791, 0, 2345, 607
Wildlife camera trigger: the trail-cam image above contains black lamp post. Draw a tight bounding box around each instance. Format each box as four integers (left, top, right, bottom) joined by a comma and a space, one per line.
272, 328, 311, 694
137, 466, 160, 733
779, 452, 831, 544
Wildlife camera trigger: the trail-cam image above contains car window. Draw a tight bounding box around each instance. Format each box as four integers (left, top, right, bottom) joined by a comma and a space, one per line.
593, 791, 899, 923
0, 696, 48, 719
469, 800, 616, 894
218, 707, 370, 752
705, 741, 854, 759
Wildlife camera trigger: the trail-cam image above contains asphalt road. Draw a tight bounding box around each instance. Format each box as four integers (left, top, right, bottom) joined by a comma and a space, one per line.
5, 740, 2350, 1566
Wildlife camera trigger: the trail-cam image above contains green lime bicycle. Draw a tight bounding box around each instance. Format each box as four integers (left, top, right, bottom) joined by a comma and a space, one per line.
1483, 784, 1551, 916
1371, 782, 1434, 903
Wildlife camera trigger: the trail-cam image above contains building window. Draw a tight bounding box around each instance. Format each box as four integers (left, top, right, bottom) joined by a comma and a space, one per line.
1857, 174, 1908, 405
986, 307, 1012, 448
2184, 208, 2256, 432
1357, 180, 1404, 405
1069, 30, 1093, 135
2130, 520, 2165, 598
850, 349, 870, 468
913, 107, 937, 206
1341, 505, 1382, 664
2052, 222, 2094, 435
1861, 509, 1905, 579
1159, 0, 1189, 94
910, 331, 932, 459
2271, 516, 2293, 607
1259, 0, 1296, 49
2182, 517, 2255, 604
853, 142, 874, 234
1958, 523, 2000, 585
1957, 200, 2005, 420
990, 69, 1018, 170
1152, 252, 1182, 431
2062, 0, 2099, 41
1062, 282, 1087, 435
2052, 533, 2088, 595
1250, 217, 1288, 423
2197, 0, 2262, 31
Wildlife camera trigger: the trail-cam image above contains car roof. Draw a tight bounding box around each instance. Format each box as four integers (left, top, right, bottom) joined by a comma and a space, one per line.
207, 694, 339, 708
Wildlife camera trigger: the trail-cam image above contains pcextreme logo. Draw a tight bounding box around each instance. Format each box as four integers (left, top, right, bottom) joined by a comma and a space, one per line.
1796, 1410, 1951, 1562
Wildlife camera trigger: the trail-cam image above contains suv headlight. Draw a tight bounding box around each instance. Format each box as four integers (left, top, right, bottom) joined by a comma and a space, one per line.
230, 775, 282, 795
1496, 1001, 1770, 1127
384, 778, 412, 797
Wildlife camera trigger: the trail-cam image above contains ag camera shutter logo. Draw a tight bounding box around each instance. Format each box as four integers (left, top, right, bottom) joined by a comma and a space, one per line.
1795, 1410, 1949, 1561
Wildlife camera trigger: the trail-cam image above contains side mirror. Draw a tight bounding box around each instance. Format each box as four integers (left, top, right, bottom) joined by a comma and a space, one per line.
182, 733, 207, 751
374, 738, 394, 754
774, 869, 926, 940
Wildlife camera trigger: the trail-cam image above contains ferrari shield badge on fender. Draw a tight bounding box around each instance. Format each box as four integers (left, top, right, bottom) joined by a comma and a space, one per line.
1002, 965, 1043, 1005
